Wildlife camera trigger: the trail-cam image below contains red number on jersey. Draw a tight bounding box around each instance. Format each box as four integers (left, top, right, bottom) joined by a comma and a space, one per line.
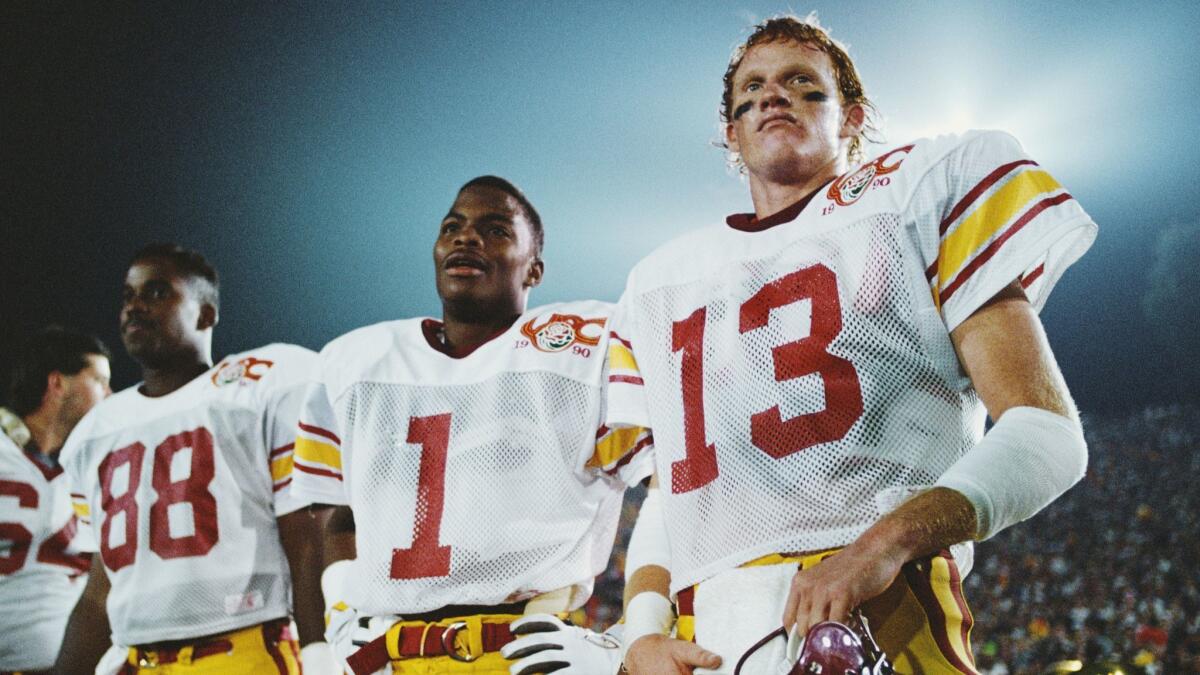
740, 264, 863, 458
96, 427, 220, 570
390, 413, 453, 580
98, 443, 145, 571
150, 428, 219, 559
670, 306, 720, 493
670, 264, 864, 493
0, 480, 38, 575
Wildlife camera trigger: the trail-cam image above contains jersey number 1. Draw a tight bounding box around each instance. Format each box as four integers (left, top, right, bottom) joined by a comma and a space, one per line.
390, 413, 453, 579
672, 264, 864, 493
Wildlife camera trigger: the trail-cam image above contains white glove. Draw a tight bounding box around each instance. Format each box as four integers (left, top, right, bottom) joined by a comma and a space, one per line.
300, 641, 341, 675
501, 614, 623, 675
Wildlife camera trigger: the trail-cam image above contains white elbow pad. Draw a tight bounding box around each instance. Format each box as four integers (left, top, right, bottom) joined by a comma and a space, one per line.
626, 487, 670, 573
935, 406, 1087, 540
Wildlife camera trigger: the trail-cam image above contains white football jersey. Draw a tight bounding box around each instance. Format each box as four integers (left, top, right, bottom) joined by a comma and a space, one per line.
606, 131, 1096, 594
0, 411, 90, 670
60, 343, 315, 645
293, 301, 652, 616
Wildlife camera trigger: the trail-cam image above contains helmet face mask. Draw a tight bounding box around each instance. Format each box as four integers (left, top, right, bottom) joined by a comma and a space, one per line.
734, 611, 894, 675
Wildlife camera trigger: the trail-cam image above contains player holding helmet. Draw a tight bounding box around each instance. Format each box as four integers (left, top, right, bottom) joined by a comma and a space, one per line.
614, 15, 1096, 674
54, 244, 333, 674
294, 176, 649, 674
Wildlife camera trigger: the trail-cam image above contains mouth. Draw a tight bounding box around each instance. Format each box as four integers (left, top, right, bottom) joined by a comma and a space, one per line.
443, 251, 488, 277
122, 319, 153, 336
758, 113, 797, 132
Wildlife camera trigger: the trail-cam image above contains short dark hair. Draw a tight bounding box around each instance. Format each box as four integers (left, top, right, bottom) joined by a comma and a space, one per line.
7, 326, 111, 417
459, 176, 544, 256
130, 243, 220, 311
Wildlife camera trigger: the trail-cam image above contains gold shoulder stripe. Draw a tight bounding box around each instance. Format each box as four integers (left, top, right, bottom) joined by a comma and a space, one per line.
608, 343, 639, 373
295, 436, 343, 472
939, 169, 1061, 289
589, 426, 646, 470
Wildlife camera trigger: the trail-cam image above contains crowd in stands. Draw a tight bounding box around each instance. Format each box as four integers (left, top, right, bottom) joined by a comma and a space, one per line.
589, 405, 1200, 674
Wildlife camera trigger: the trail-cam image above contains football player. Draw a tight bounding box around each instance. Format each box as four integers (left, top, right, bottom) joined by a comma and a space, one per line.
0, 326, 110, 673
613, 15, 1096, 674
293, 176, 650, 674
54, 244, 335, 674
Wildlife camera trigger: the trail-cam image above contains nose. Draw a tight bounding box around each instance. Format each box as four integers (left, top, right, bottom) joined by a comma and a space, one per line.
122, 293, 147, 320
759, 82, 791, 110
453, 223, 483, 247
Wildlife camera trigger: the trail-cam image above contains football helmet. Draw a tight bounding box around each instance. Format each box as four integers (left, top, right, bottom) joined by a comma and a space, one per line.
734, 611, 893, 675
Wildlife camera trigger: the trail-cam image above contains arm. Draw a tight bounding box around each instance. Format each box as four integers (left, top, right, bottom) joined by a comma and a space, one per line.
622, 476, 721, 675
278, 505, 332, 647
782, 281, 1083, 634
54, 554, 113, 674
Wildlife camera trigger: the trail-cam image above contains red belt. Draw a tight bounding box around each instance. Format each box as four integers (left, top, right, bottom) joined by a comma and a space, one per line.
346, 621, 516, 674
132, 617, 289, 667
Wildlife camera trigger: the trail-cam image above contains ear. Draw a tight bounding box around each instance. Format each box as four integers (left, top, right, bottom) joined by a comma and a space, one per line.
524, 258, 544, 289
840, 103, 865, 139
41, 371, 66, 408
198, 303, 219, 331
725, 122, 741, 155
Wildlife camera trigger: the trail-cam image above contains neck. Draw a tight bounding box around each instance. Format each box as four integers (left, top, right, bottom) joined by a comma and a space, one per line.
21, 409, 66, 458
748, 156, 846, 220
140, 354, 212, 398
441, 301, 524, 355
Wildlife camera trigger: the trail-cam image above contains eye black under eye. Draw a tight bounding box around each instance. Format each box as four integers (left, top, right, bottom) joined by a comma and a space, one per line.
804, 91, 829, 102
733, 100, 754, 120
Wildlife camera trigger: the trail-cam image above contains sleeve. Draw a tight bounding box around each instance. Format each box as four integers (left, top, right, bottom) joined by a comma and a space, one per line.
915, 130, 1097, 331
262, 375, 313, 517
62, 454, 97, 554
604, 288, 653, 430
292, 377, 349, 508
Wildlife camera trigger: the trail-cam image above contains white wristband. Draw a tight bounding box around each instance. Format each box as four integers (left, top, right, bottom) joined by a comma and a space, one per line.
936, 406, 1087, 540
622, 592, 674, 657
626, 487, 669, 573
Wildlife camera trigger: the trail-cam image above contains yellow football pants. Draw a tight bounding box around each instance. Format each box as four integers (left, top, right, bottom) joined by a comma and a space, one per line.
121, 621, 300, 674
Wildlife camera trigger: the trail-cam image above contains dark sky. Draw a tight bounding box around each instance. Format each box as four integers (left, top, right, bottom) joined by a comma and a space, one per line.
3, 2, 1198, 415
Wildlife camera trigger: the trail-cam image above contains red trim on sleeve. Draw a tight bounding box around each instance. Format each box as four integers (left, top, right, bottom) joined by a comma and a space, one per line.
298, 422, 341, 445
939, 193, 1073, 305
609, 375, 644, 386
1020, 263, 1045, 289
294, 463, 343, 480
939, 159, 1038, 237
605, 434, 653, 476
272, 477, 293, 493
270, 442, 294, 459
609, 331, 633, 350
595, 425, 610, 440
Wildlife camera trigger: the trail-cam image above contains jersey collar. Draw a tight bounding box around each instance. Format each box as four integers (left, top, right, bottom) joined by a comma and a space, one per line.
421, 318, 514, 359
725, 179, 832, 232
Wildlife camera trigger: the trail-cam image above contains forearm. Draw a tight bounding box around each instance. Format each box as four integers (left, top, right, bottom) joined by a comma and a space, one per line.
323, 504, 357, 564
279, 506, 331, 646
54, 556, 112, 674
849, 486, 976, 565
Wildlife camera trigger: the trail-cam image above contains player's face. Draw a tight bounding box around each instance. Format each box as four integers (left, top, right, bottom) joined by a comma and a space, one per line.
58, 354, 111, 430
433, 185, 543, 310
725, 40, 863, 186
120, 258, 212, 366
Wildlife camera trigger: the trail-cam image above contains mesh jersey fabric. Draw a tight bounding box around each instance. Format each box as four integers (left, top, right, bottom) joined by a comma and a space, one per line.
0, 415, 90, 670
292, 300, 652, 616
605, 130, 1096, 594
59, 343, 316, 645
